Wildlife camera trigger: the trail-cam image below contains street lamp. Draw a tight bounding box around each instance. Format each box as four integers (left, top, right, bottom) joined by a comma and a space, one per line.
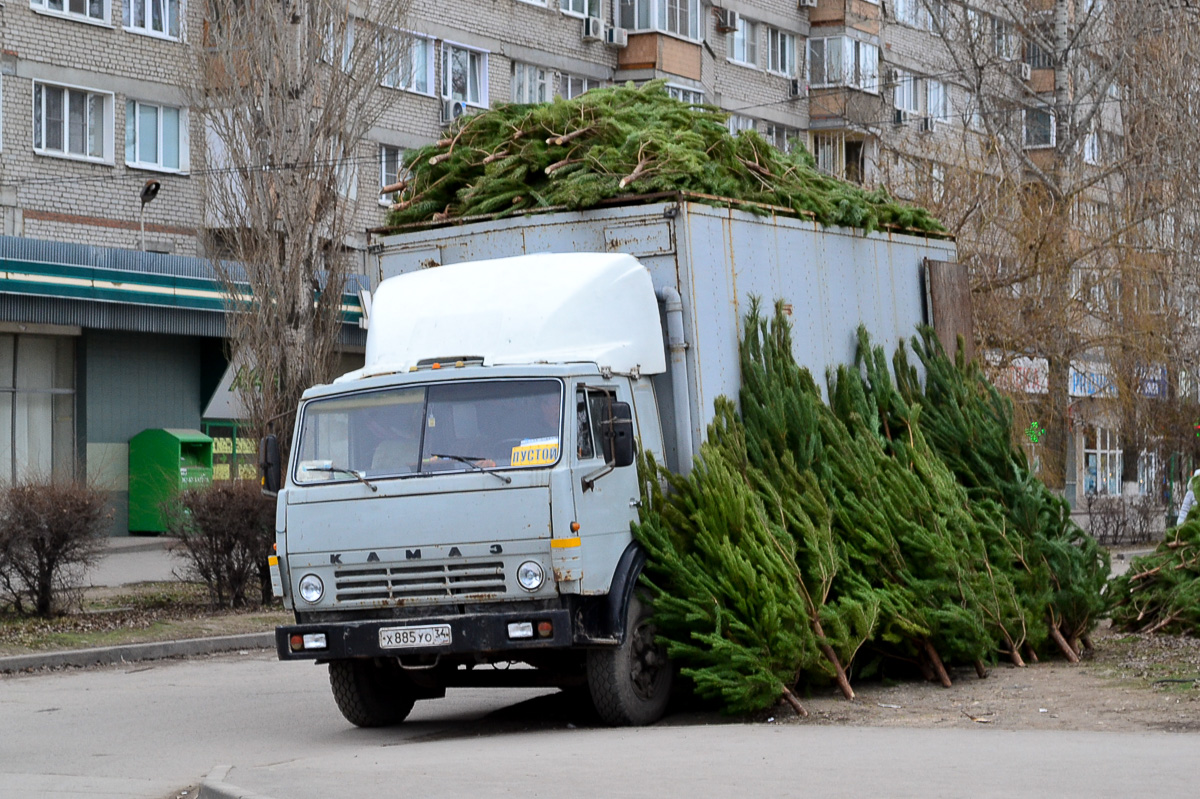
139, 179, 161, 251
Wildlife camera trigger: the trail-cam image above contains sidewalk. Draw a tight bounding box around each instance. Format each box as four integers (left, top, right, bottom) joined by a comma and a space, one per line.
0, 535, 274, 674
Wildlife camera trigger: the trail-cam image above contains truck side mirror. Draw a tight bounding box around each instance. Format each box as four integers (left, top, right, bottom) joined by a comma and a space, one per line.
602, 401, 636, 469
259, 434, 281, 495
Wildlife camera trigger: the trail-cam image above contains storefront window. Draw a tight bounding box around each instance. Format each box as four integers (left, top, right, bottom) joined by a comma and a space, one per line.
203, 421, 258, 481
0, 334, 76, 483
1081, 424, 1120, 495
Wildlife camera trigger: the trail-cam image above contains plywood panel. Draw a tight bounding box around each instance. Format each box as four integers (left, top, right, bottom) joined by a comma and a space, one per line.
661, 36, 702, 80
926, 259, 976, 364
618, 33, 658, 70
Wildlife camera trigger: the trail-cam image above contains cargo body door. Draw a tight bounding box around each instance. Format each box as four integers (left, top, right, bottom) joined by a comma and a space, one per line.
562, 382, 640, 593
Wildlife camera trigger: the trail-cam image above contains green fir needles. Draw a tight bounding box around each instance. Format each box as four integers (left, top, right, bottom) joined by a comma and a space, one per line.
633, 302, 1107, 717
386, 81, 945, 234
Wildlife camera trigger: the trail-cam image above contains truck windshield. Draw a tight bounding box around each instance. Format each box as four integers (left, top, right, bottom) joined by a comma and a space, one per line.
294, 379, 563, 483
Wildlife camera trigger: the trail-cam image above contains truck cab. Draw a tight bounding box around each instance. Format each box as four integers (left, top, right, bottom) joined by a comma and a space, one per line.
271, 254, 674, 726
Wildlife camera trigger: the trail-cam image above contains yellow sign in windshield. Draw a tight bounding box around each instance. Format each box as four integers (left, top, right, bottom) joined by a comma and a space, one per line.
510, 438, 560, 467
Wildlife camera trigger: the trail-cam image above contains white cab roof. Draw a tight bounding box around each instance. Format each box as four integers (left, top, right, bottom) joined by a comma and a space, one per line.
341, 253, 666, 381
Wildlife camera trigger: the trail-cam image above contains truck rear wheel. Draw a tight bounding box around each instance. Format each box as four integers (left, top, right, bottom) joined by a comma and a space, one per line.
328, 659, 417, 728
587, 593, 672, 726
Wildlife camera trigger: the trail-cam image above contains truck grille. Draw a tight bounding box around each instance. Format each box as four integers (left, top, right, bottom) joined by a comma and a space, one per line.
334, 560, 507, 603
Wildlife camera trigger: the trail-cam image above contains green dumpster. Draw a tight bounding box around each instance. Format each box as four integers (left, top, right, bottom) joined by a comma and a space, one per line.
128, 428, 214, 534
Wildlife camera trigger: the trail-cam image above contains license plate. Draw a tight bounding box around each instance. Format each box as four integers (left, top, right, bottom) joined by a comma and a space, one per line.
379, 624, 452, 649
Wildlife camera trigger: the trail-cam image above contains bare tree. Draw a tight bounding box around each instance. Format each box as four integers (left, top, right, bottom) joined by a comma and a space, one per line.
878, 1, 1199, 495
189, 0, 409, 461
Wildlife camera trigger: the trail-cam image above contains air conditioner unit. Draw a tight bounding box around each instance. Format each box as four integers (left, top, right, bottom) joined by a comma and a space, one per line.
789, 79, 805, 98
1018, 62, 1032, 81
441, 99, 467, 125
798, 0, 818, 8
919, 116, 937, 134
582, 16, 604, 41
605, 26, 628, 48
893, 108, 907, 126
715, 9, 739, 32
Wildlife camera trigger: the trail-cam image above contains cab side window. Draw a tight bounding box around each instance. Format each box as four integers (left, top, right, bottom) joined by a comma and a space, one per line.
576, 386, 615, 461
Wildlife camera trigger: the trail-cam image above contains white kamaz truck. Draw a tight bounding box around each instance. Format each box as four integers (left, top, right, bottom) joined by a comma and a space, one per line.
265, 200, 958, 727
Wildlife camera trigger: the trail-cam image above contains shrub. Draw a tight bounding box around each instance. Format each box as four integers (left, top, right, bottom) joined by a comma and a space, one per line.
0, 478, 110, 617
170, 480, 275, 608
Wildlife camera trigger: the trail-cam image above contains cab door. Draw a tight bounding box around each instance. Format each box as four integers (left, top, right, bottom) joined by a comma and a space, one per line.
562, 381, 641, 593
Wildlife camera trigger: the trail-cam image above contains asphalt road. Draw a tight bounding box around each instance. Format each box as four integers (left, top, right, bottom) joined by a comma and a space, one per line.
2, 651, 1196, 799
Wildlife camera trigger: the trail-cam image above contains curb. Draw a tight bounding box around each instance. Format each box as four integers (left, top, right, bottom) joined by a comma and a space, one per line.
0, 632, 274, 673
198, 767, 278, 799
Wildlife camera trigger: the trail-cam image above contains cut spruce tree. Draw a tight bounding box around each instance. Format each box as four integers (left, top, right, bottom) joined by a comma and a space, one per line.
633, 304, 1109, 717
893, 328, 1109, 661
633, 402, 822, 716
1109, 520, 1200, 635
386, 81, 945, 235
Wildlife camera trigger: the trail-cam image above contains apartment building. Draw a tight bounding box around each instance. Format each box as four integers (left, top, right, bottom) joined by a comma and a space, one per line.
2, 0, 1157, 529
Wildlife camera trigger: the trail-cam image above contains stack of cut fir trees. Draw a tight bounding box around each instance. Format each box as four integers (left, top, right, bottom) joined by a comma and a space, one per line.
1109, 517, 1200, 636
635, 306, 1109, 715
385, 81, 944, 234
391, 83, 1107, 716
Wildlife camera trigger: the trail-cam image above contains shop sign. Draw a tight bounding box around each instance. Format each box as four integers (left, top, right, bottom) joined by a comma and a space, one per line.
991, 355, 1048, 394
1069, 364, 1116, 398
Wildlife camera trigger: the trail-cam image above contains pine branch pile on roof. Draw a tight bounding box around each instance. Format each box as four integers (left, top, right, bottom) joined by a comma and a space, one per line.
385, 81, 945, 234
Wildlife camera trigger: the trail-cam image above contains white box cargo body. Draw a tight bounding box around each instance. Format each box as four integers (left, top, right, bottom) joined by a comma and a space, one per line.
370, 200, 958, 472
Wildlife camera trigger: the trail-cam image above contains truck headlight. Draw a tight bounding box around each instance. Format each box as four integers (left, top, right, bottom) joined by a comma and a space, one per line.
516, 560, 544, 592
298, 573, 324, 603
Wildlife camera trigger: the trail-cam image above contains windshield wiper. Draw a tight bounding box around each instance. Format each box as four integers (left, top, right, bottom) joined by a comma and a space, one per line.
304, 465, 379, 492
430, 453, 513, 484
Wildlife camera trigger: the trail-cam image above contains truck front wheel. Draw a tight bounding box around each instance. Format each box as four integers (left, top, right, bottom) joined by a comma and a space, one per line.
328, 658, 417, 727
587, 593, 672, 726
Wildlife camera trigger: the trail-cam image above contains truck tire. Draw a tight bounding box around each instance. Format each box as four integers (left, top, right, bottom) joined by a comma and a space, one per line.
328, 659, 417, 728
587, 592, 672, 726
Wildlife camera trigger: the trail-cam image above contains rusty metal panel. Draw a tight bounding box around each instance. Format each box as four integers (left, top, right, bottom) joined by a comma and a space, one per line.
925, 258, 975, 364
603, 221, 674, 256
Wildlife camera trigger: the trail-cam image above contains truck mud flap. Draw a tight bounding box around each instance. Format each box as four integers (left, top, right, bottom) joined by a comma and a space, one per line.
276, 608, 573, 660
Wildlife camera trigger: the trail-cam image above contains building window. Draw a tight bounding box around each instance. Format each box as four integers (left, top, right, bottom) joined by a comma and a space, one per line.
763, 122, 798, 153
893, 69, 919, 114
727, 114, 755, 135
1082, 425, 1120, 496
560, 74, 601, 99
322, 15, 356, 72
512, 62, 549, 104
381, 33, 433, 95
0, 334, 76, 484
926, 79, 947, 121
894, 0, 944, 30
123, 0, 180, 38
560, 0, 599, 16
1024, 107, 1055, 148
31, 0, 107, 24
33, 82, 111, 162
618, 0, 699, 40
331, 142, 358, 200
766, 28, 794, 76
125, 100, 185, 172
811, 132, 864, 183
727, 17, 757, 67
1083, 128, 1101, 165
442, 44, 487, 107
380, 144, 402, 206
808, 37, 878, 93
1026, 38, 1054, 70
665, 84, 703, 105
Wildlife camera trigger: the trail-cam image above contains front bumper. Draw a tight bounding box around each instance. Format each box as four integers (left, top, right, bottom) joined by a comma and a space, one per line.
276, 607, 574, 660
